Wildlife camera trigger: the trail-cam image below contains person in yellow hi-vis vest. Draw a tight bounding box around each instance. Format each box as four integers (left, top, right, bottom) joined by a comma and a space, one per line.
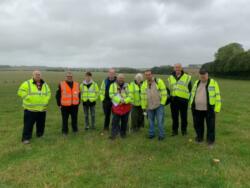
80, 72, 99, 130
128, 73, 144, 132
17, 70, 51, 144
99, 68, 117, 131
190, 69, 222, 148
109, 74, 131, 140
141, 70, 167, 141
167, 63, 192, 136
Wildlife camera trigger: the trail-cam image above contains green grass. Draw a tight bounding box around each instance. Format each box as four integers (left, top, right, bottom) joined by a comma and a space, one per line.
0, 71, 250, 188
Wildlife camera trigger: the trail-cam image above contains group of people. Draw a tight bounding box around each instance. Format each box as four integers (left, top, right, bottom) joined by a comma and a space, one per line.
17, 64, 222, 148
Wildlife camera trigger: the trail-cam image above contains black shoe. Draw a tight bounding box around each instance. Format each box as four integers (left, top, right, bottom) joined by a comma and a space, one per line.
182, 132, 187, 136
195, 137, 203, 143
103, 127, 109, 131
171, 133, 178, 137
148, 135, 155, 139
109, 135, 115, 140
158, 137, 164, 141
131, 128, 139, 132
62, 133, 68, 137
121, 134, 126, 138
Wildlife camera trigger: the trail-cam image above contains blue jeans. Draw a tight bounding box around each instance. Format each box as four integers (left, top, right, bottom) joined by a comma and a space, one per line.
147, 105, 165, 138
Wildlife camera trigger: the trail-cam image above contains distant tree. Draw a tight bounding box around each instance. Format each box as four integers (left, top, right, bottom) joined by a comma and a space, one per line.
151, 65, 173, 75
202, 42, 250, 78
214, 43, 244, 73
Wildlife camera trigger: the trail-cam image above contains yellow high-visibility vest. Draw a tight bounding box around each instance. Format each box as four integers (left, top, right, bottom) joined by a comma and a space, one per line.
109, 82, 131, 105
167, 73, 191, 100
80, 81, 99, 102
190, 78, 222, 112
140, 78, 167, 110
17, 79, 51, 111
128, 81, 142, 106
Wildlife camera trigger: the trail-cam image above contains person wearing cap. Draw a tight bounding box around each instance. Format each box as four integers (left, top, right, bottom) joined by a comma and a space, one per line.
56, 72, 80, 135
167, 63, 192, 136
17, 70, 51, 144
80, 72, 99, 130
128, 73, 144, 132
190, 69, 222, 148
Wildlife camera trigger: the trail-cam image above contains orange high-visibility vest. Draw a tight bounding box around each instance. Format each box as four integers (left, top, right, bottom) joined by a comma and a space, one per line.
60, 81, 80, 106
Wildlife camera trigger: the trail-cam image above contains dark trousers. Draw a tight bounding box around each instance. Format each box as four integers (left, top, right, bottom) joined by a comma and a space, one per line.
22, 110, 46, 141
131, 106, 144, 131
83, 105, 95, 128
170, 99, 188, 134
102, 100, 113, 130
192, 109, 216, 144
111, 112, 130, 137
61, 106, 78, 134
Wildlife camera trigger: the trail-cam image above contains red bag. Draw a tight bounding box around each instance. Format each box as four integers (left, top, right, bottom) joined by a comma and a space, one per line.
112, 103, 132, 116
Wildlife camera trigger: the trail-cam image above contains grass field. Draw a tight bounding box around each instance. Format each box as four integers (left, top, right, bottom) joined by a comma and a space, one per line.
0, 71, 250, 188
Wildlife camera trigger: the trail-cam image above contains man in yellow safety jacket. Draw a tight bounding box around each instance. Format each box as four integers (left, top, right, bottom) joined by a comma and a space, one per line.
17, 70, 51, 144
141, 70, 167, 140
167, 63, 192, 136
190, 68, 222, 148
80, 72, 99, 130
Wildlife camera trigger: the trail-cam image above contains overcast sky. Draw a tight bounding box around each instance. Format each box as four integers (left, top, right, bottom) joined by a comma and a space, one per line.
0, 0, 250, 68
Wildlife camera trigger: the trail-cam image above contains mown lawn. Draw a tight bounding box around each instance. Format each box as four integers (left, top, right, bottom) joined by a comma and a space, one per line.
0, 71, 249, 188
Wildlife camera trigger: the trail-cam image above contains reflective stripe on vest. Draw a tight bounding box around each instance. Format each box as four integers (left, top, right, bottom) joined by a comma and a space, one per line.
80, 82, 98, 102
60, 81, 79, 106
110, 83, 129, 104
190, 79, 221, 109
22, 79, 50, 111
130, 82, 141, 106
27, 80, 48, 96
169, 74, 191, 99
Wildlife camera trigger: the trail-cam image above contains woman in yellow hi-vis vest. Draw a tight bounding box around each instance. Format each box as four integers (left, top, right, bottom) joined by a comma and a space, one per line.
128, 73, 144, 132
80, 72, 99, 130
17, 70, 51, 144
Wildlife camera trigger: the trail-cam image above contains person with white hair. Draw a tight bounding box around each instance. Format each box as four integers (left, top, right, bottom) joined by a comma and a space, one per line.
109, 74, 131, 139
128, 73, 144, 132
17, 70, 51, 144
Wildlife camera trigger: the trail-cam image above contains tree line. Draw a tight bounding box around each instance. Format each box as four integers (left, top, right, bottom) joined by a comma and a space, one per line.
202, 43, 250, 78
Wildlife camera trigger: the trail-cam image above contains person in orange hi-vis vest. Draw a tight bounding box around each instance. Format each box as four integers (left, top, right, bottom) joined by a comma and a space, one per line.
56, 71, 80, 135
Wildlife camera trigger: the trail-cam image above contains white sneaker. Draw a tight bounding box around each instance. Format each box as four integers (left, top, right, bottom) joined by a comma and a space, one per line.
208, 144, 214, 149
22, 140, 30, 144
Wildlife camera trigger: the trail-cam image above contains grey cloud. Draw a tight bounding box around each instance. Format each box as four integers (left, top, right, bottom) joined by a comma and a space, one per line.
0, 0, 250, 68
